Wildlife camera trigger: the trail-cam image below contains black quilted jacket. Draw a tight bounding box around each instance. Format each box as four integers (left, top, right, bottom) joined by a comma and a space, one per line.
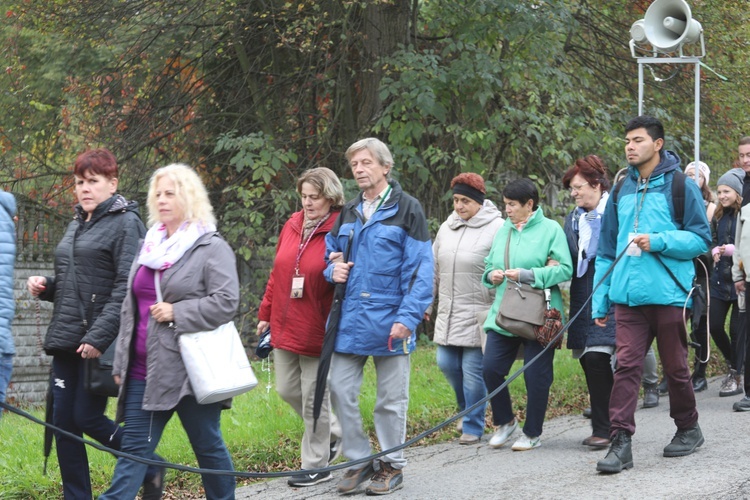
40, 194, 146, 355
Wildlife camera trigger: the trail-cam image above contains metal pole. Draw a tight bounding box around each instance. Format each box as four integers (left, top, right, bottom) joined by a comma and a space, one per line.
694, 62, 701, 164
638, 61, 644, 115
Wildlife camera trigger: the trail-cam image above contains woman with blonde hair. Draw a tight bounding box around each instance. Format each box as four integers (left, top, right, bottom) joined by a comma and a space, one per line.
101, 163, 239, 500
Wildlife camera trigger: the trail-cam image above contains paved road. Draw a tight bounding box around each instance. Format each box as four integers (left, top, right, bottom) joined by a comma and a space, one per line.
232, 377, 749, 499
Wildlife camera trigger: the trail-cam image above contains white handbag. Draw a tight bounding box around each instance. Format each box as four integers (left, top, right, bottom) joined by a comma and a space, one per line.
155, 272, 257, 404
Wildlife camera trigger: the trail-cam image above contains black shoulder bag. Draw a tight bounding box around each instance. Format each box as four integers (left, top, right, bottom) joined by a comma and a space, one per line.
67, 238, 119, 398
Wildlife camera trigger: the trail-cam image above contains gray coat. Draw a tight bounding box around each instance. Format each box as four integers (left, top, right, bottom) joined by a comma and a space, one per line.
113, 232, 239, 419
430, 200, 503, 347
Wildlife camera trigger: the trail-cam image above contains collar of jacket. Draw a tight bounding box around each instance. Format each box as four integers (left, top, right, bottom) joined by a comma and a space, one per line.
289, 209, 339, 235
447, 199, 502, 230
626, 149, 681, 182
74, 194, 139, 223
348, 179, 403, 210
507, 205, 546, 232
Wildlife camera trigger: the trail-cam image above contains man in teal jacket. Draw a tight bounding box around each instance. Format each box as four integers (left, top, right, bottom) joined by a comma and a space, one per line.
592, 116, 711, 473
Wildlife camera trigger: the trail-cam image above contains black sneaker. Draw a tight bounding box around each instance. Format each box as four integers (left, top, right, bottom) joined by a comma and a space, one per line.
287, 471, 333, 487
733, 395, 750, 412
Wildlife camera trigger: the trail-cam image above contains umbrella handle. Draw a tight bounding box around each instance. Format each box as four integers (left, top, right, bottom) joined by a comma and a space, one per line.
343, 229, 354, 262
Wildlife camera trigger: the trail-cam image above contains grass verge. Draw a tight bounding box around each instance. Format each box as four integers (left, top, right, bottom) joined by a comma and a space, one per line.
0, 337, 724, 498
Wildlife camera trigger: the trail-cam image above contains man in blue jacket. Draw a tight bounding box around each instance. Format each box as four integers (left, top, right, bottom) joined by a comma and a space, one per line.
325, 138, 433, 495
0, 191, 16, 416
592, 116, 711, 473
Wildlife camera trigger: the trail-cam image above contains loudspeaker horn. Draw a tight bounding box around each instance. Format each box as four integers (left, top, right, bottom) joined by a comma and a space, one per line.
630, 19, 648, 44
643, 0, 702, 52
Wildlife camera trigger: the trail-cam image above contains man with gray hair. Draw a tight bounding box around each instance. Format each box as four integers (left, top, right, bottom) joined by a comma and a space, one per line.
325, 138, 433, 495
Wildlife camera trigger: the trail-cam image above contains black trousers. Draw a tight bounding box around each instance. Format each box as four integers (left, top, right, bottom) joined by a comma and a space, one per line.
580, 351, 613, 439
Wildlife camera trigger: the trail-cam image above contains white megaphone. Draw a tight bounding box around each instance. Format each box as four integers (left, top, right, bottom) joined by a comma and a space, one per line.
642, 0, 702, 52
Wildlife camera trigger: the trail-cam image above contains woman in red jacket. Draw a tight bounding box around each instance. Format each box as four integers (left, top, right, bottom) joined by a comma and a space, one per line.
256, 167, 345, 487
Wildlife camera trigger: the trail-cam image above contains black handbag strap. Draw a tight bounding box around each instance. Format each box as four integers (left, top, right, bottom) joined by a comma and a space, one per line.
653, 253, 691, 295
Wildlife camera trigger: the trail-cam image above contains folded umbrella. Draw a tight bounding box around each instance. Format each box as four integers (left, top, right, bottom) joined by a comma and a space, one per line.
313, 229, 354, 432
43, 368, 54, 475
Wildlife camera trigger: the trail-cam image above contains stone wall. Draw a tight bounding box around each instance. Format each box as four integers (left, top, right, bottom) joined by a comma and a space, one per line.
9, 262, 53, 406
7, 195, 65, 406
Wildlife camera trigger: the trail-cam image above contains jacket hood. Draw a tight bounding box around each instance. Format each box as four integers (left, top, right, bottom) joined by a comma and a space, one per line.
447, 199, 502, 230
0, 192, 16, 218
628, 150, 681, 180
74, 194, 140, 221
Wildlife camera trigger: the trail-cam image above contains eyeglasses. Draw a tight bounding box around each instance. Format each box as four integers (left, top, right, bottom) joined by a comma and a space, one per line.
569, 182, 589, 193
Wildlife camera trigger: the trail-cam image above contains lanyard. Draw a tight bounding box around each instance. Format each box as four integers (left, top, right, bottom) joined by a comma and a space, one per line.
375, 184, 392, 212
633, 173, 652, 233
295, 215, 328, 275
363, 184, 392, 220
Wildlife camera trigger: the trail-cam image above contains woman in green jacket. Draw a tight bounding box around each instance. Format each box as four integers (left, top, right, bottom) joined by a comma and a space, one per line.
481, 178, 573, 452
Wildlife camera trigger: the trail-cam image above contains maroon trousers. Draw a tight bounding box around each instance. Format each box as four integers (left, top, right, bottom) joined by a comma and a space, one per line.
609, 305, 698, 437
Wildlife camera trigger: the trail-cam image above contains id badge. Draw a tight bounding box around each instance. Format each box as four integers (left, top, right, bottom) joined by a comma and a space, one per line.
627, 232, 642, 257
291, 274, 305, 298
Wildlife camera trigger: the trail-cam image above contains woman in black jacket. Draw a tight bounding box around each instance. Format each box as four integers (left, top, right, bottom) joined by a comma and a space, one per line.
26, 149, 160, 499
562, 155, 616, 450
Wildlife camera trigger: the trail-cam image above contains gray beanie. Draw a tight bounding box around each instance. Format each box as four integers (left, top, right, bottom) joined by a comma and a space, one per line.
717, 168, 744, 197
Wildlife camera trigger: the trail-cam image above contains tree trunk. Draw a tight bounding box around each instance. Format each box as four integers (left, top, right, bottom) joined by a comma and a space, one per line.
355, 0, 412, 132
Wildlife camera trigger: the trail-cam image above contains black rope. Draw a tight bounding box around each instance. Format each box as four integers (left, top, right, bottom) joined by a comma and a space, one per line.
2, 242, 632, 480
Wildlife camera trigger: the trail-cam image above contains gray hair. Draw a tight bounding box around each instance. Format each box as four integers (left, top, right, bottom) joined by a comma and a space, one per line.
345, 138, 394, 180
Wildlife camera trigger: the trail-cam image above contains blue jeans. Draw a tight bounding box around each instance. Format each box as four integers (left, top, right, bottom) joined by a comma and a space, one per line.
100, 379, 235, 500
0, 353, 13, 418
436, 346, 486, 437
482, 333, 555, 438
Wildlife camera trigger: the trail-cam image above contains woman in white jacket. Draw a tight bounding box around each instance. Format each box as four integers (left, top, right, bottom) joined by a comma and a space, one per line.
428, 173, 503, 444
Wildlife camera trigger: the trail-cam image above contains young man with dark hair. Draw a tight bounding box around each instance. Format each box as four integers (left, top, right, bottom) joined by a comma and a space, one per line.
592, 116, 711, 473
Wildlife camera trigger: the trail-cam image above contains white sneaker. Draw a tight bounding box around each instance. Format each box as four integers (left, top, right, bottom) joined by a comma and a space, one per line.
511, 433, 541, 451
488, 419, 518, 448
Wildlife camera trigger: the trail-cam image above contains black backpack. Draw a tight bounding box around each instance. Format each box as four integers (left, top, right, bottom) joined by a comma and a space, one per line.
611, 170, 687, 227
611, 170, 705, 331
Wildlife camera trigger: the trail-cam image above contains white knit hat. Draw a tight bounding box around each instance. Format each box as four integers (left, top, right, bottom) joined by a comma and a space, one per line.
685, 161, 710, 185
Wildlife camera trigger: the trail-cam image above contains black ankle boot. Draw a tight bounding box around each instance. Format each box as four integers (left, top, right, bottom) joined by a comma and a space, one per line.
642, 384, 659, 408
691, 375, 708, 392
596, 430, 633, 473
663, 423, 704, 457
